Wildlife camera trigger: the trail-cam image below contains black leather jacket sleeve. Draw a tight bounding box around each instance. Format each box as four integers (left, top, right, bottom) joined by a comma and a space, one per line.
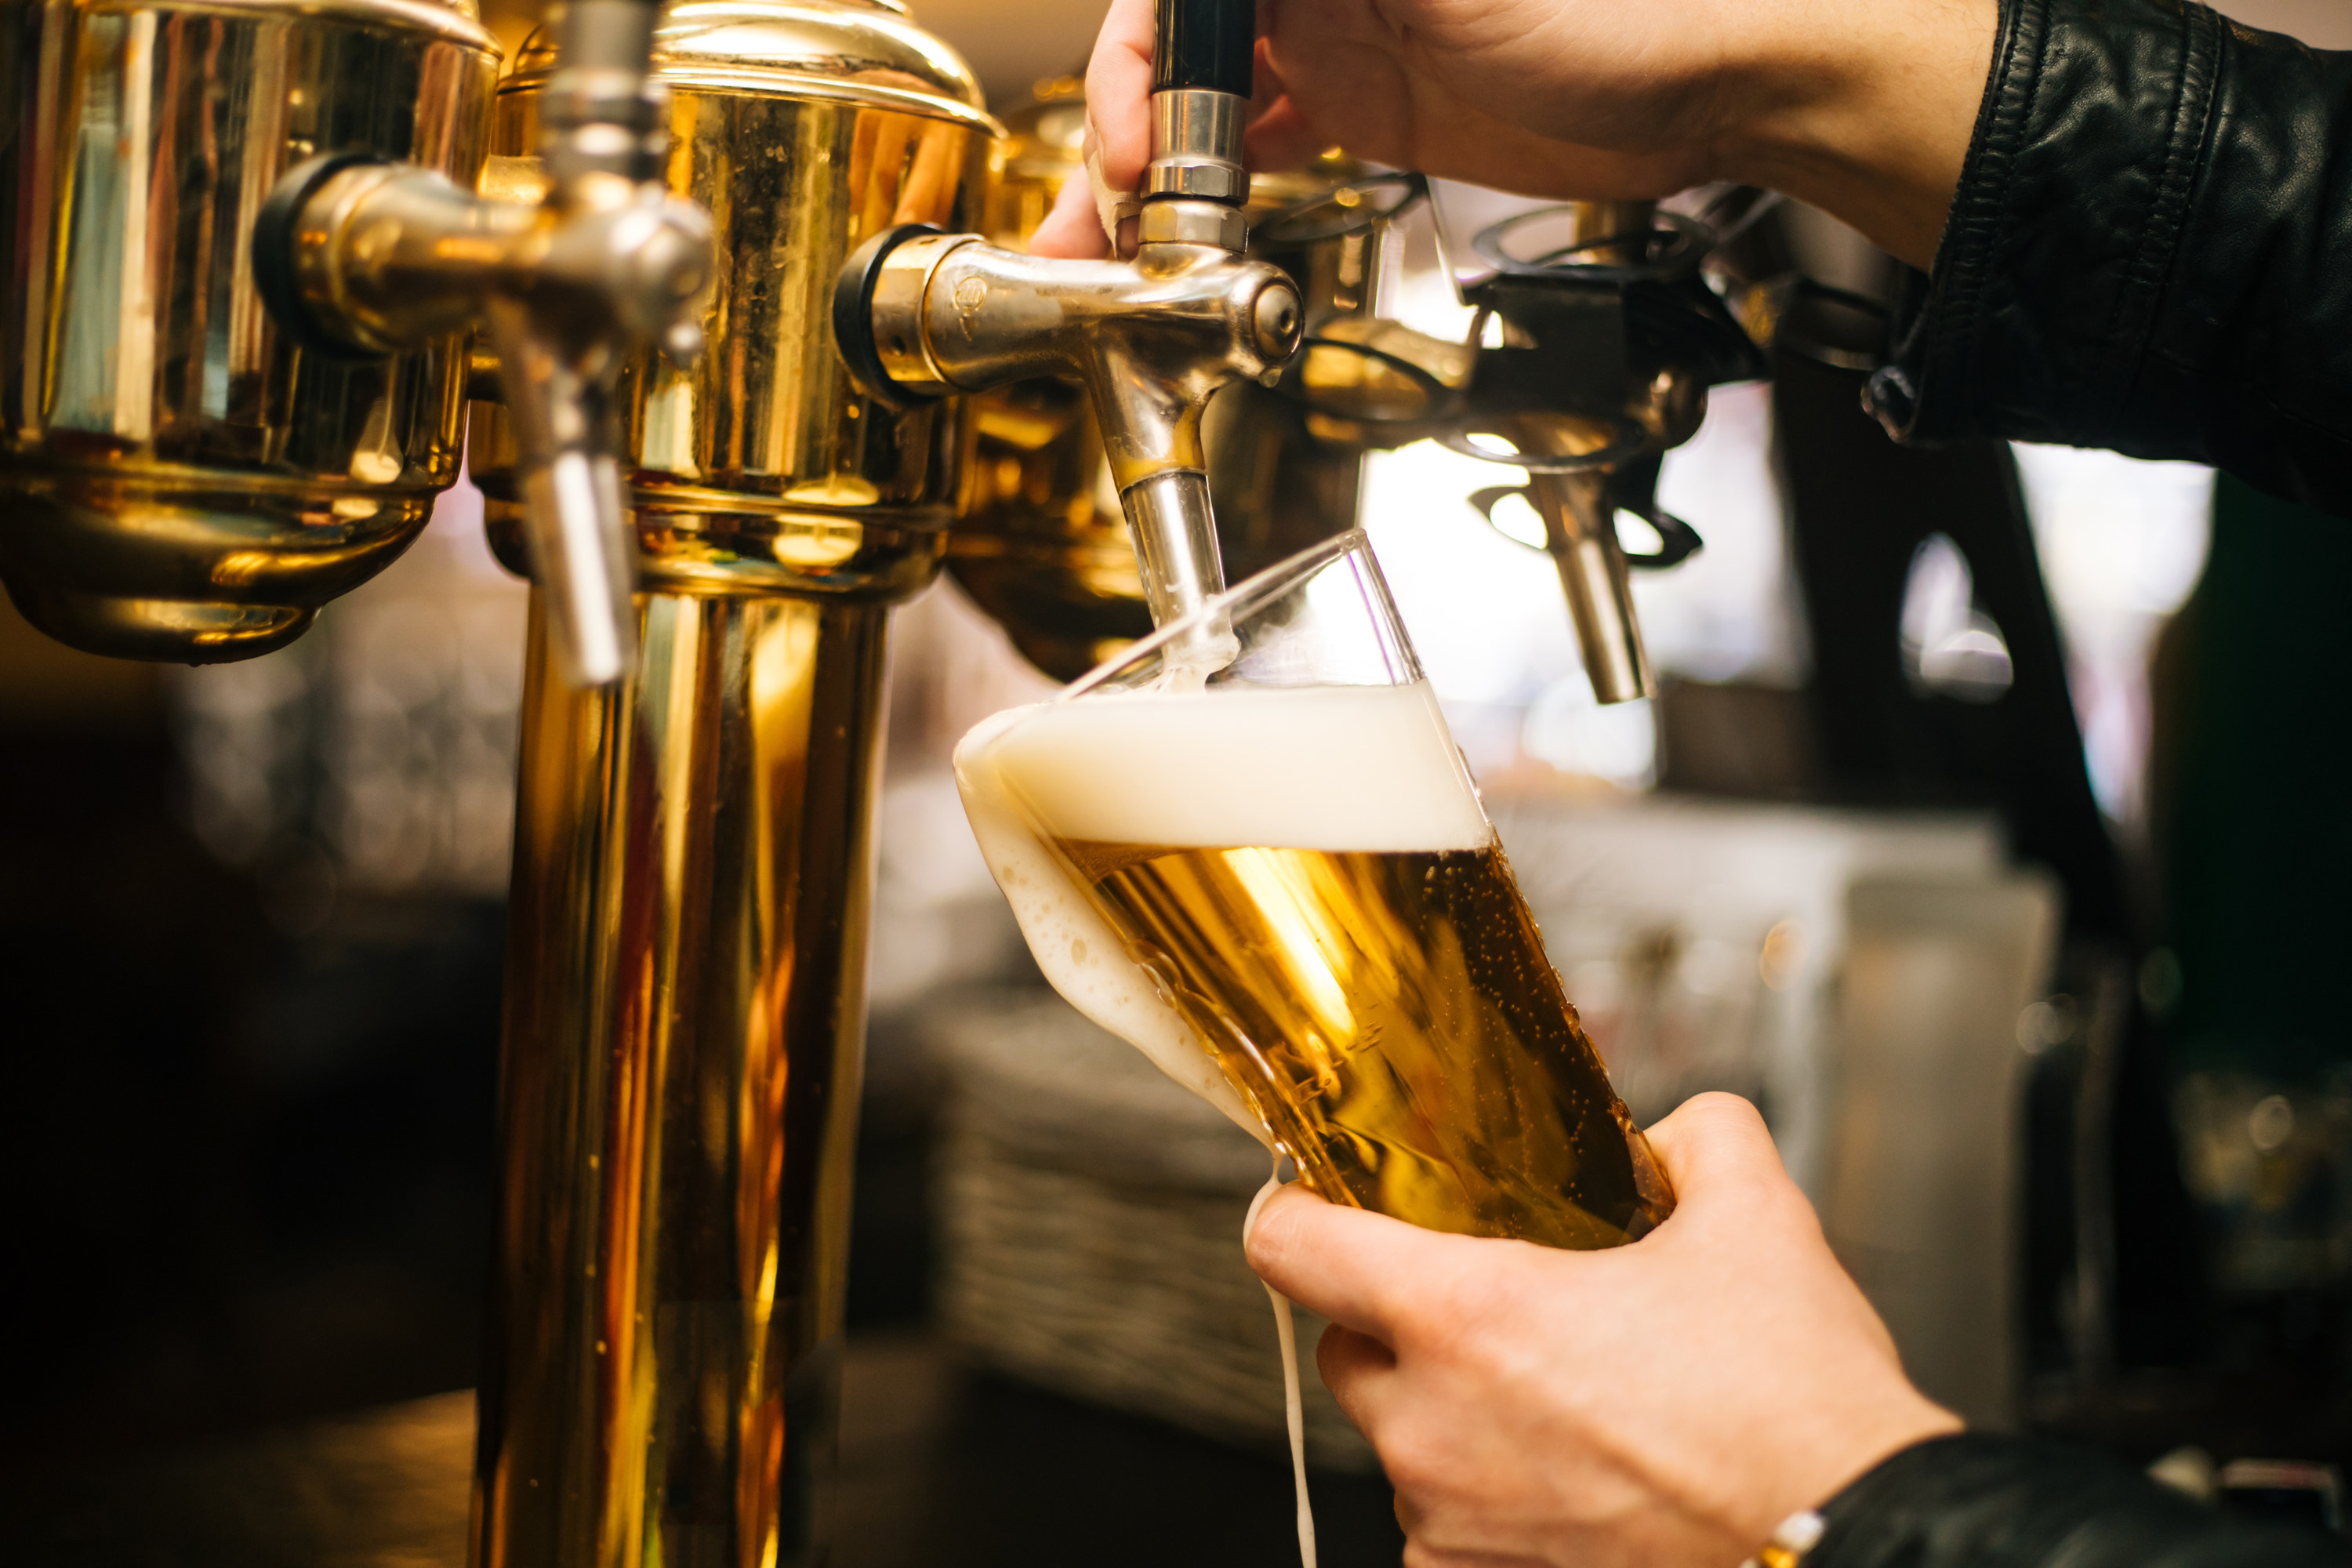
1809, 1435, 2350, 1568
1864, 0, 2352, 514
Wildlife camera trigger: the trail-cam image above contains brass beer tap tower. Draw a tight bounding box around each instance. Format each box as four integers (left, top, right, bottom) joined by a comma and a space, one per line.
3, 0, 982, 1554
0, 0, 506, 657
462, 9, 995, 1564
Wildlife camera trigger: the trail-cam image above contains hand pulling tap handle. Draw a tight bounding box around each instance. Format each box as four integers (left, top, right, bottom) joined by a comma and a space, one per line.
250, 0, 713, 688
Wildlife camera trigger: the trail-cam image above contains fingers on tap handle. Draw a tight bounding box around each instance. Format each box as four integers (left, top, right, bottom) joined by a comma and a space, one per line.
1153, 0, 1256, 96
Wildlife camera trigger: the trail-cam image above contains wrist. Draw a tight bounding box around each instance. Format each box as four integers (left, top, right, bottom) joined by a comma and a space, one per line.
1744, 1392, 1963, 1548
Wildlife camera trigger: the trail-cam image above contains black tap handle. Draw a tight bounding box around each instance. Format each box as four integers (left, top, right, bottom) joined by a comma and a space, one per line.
1153, 0, 1255, 96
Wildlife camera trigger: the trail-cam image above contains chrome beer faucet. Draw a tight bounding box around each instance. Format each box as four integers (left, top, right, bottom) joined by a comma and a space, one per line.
1282, 191, 1769, 703
833, 0, 1302, 633
253, 0, 713, 686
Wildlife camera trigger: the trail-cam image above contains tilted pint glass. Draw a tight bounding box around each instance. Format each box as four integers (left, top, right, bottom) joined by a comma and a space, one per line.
959, 531, 1674, 1249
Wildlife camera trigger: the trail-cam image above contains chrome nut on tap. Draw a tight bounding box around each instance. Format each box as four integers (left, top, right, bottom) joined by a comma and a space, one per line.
1252, 281, 1304, 370
1147, 89, 1250, 204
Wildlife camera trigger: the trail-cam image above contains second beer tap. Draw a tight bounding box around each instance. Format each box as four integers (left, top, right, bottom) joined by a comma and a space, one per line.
253, 0, 714, 687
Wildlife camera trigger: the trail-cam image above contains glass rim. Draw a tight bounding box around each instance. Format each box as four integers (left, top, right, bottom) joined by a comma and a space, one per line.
1057, 528, 1400, 702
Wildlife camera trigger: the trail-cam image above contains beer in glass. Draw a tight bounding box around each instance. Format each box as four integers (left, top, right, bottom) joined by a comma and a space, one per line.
958, 531, 1673, 1249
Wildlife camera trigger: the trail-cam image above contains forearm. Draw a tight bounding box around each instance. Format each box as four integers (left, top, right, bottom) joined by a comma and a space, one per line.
1814, 1435, 2350, 1568
1864, 0, 2352, 511
1038, 0, 1999, 264
1720, 0, 1996, 269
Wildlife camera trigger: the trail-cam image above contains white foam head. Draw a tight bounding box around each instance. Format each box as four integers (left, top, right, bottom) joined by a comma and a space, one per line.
955, 681, 1490, 1137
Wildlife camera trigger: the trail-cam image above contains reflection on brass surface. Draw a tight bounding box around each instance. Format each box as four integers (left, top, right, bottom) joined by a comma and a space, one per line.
469, 1, 996, 584
0, 0, 497, 659
480, 587, 890, 1568
951, 375, 1149, 678
980, 76, 1084, 248
470, 8, 988, 1566
483, 495, 946, 601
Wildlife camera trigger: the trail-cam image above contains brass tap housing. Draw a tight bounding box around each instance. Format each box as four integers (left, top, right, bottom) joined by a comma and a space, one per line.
469, 3, 999, 604
461, 9, 997, 1566
859, 229, 1298, 491
0, 0, 499, 660
260, 143, 715, 686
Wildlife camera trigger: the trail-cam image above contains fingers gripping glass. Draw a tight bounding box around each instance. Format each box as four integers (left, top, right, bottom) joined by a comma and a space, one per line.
958, 531, 1676, 1250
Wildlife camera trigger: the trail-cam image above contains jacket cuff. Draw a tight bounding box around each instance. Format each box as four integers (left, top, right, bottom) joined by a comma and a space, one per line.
1806, 1432, 2342, 1568
1865, 0, 2223, 448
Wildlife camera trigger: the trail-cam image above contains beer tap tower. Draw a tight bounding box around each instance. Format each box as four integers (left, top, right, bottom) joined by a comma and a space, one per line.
3, 0, 991, 1559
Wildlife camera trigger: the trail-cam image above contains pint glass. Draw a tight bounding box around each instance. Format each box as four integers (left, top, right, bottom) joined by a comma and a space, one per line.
958, 531, 1675, 1250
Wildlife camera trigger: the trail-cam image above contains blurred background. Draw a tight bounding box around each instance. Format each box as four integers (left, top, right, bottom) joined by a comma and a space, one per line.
6, 0, 2352, 1562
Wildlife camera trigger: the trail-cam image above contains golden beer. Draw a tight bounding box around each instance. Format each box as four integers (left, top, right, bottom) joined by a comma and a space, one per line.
961, 675, 1675, 1250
